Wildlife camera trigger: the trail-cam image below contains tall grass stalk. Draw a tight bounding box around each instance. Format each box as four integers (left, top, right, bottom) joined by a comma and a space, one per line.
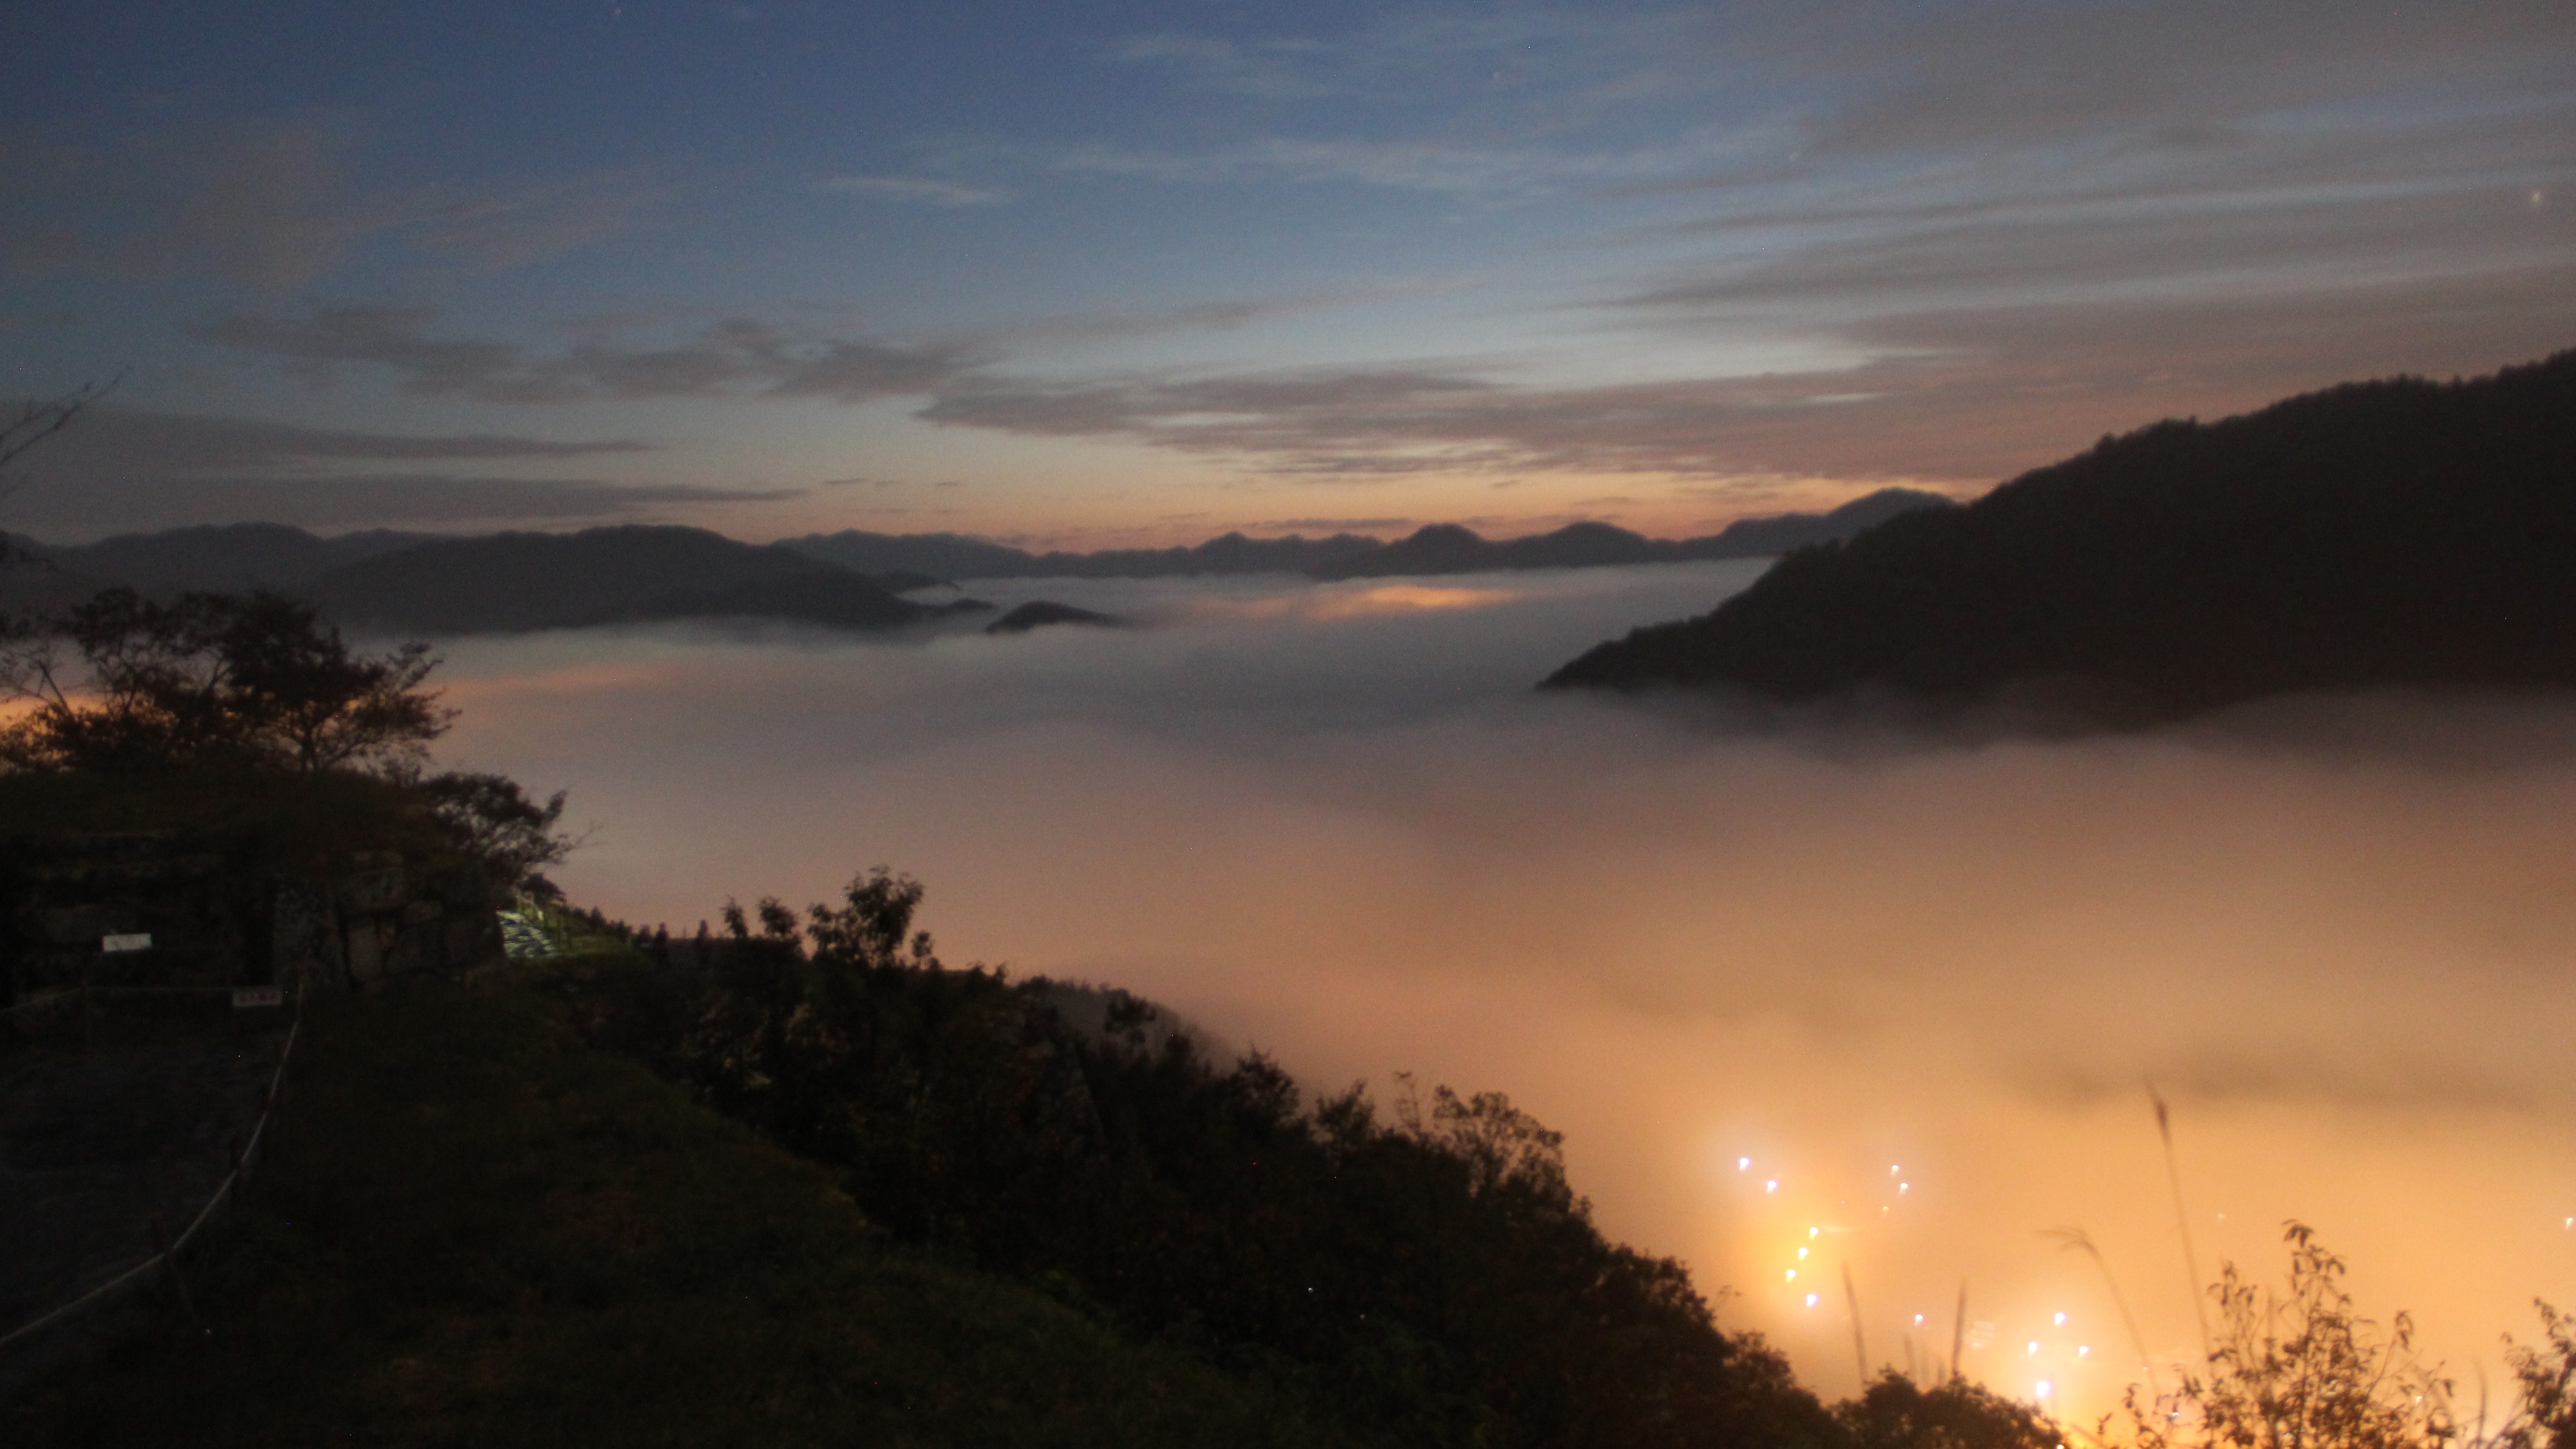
1845, 1262, 1869, 1383
2149, 1081, 2213, 1357
2044, 1225, 2161, 1402
1952, 1280, 1970, 1384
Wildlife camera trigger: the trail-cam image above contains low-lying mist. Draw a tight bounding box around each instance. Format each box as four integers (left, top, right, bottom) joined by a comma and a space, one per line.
430, 561, 2576, 1419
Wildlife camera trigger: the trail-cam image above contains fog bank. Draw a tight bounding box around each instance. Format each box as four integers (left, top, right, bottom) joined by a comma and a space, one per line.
432, 562, 2576, 1418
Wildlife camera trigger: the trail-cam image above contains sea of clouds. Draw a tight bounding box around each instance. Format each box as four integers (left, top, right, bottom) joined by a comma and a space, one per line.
429, 561, 2576, 1415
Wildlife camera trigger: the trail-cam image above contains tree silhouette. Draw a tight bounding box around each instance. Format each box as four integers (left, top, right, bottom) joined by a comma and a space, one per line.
2121, 1223, 2459, 1449
0, 587, 450, 773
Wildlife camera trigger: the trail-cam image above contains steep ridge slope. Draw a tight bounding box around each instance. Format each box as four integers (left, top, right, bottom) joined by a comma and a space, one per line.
1546, 350, 2576, 719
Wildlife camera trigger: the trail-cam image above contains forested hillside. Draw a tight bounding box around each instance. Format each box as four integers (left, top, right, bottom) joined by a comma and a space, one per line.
1547, 351, 2576, 719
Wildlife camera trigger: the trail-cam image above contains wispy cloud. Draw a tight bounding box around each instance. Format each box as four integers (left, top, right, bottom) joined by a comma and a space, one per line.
0, 118, 372, 289
1743, 0, 2576, 159
0, 118, 663, 289
0, 406, 785, 537
1053, 135, 1686, 195
998, 276, 1485, 345
413, 167, 671, 268
1112, 33, 1336, 99
917, 239, 2576, 488
814, 174, 1009, 207
24, 407, 650, 472
195, 306, 982, 404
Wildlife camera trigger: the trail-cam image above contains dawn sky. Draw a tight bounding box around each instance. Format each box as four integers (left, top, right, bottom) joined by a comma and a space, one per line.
4, 0, 2571, 545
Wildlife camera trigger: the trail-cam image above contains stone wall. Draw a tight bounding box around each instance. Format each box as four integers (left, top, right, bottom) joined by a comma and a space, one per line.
0, 831, 504, 1002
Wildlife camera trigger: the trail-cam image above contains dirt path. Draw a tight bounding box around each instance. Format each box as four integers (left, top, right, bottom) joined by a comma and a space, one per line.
0, 1037, 280, 1387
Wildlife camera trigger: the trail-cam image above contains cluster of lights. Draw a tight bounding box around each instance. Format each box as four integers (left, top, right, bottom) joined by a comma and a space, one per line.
1741, 1148, 2081, 1409
1738, 1155, 1925, 1311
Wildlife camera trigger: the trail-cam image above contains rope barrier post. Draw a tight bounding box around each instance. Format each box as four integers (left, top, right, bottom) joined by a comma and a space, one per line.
150, 1215, 199, 1327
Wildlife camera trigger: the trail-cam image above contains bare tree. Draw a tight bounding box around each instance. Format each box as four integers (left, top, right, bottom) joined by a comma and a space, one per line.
0, 372, 121, 504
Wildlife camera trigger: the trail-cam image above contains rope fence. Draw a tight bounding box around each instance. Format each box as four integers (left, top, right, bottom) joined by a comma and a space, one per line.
0, 984, 304, 1356
4, 983, 273, 1014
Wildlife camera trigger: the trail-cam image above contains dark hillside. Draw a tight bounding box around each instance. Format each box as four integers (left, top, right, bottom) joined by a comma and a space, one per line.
1546, 350, 2576, 717
544, 875, 1850, 1449
0, 982, 1367, 1447
306, 525, 925, 634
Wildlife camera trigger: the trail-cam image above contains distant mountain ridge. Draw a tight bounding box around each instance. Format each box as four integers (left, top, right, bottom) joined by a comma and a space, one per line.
1545, 349, 2576, 720
777, 488, 1952, 582
0, 523, 444, 618
303, 526, 939, 635
0, 489, 1955, 636
16, 522, 445, 592
1306, 489, 1954, 580
778, 529, 1385, 581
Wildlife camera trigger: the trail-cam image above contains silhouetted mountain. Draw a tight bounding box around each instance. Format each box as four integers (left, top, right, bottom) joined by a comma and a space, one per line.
780, 528, 1383, 580
1695, 486, 1961, 557
983, 600, 1123, 635
306, 525, 930, 635
17, 523, 443, 592
1546, 350, 2576, 720
0, 547, 119, 616
783, 491, 1950, 584
865, 568, 951, 593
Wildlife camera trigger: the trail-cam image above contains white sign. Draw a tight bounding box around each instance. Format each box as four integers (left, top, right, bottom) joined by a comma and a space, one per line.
101, 933, 152, 953
232, 986, 286, 1010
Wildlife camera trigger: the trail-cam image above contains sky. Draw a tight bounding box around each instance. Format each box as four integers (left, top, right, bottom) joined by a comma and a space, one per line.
4, 0, 2571, 545
429, 568, 2576, 1418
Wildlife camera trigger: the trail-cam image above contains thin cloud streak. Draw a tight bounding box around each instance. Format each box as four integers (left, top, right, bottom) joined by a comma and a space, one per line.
0, 118, 663, 289
195, 306, 982, 404
814, 174, 1010, 207
6, 474, 801, 537
0, 406, 794, 539
913, 274, 2576, 488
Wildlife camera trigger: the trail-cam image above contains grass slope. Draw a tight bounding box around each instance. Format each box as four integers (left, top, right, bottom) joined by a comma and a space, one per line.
0, 977, 1362, 1448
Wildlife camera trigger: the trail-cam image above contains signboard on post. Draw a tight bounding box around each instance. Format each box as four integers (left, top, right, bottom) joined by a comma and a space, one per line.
101, 933, 152, 954
231, 986, 286, 1011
